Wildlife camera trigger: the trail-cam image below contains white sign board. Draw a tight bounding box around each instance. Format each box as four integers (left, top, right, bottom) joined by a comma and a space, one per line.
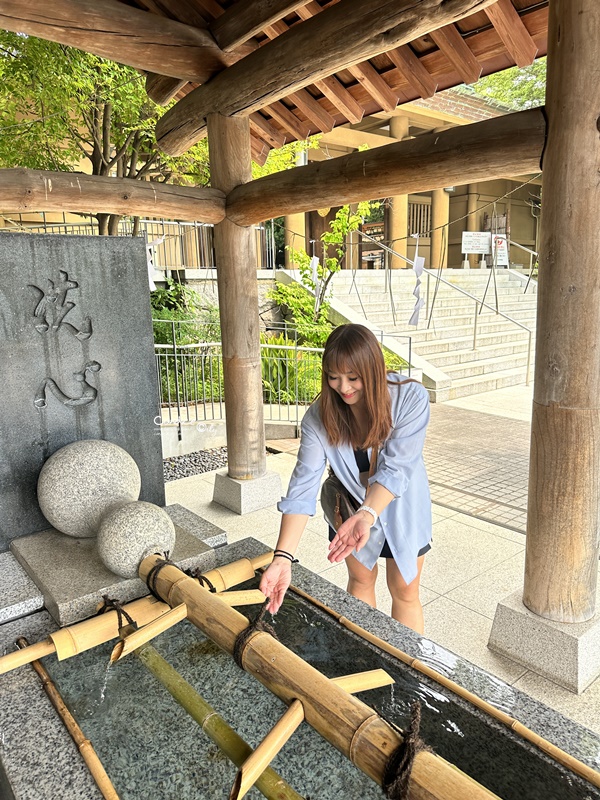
462, 231, 491, 255
490, 234, 509, 267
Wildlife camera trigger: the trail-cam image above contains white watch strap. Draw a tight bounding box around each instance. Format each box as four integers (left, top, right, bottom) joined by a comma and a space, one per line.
357, 505, 378, 525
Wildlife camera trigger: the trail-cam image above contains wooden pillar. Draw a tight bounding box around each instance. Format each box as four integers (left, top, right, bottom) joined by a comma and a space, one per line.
523, 0, 600, 622
430, 188, 450, 269
466, 183, 479, 268
388, 115, 409, 267
207, 114, 266, 480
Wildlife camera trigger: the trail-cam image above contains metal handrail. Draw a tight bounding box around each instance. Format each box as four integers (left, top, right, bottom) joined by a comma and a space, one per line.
357, 230, 533, 385
509, 239, 538, 293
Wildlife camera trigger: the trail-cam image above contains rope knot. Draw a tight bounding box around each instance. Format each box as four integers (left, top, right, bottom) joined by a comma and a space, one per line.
233, 599, 279, 670
383, 701, 431, 800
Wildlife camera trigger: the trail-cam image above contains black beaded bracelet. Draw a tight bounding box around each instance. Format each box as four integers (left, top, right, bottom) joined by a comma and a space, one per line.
273, 549, 299, 564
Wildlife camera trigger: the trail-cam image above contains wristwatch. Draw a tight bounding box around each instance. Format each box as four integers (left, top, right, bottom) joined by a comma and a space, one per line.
357, 505, 378, 525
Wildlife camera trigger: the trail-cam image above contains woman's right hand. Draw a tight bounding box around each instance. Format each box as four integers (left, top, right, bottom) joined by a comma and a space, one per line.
259, 558, 292, 614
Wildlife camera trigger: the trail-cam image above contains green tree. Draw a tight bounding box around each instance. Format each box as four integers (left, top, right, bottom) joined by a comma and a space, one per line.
269, 202, 372, 346
468, 58, 547, 110
0, 32, 210, 234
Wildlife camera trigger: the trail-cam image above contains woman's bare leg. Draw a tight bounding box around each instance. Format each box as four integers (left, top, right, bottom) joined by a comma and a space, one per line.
345, 554, 378, 608
385, 555, 426, 633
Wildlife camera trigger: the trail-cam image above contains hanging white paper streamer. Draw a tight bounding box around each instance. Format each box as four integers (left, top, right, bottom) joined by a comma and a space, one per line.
309, 254, 321, 315
408, 235, 425, 326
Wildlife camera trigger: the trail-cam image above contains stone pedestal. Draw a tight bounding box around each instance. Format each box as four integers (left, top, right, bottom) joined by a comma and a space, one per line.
212, 470, 282, 514
488, 589, 600, 693
10, 505, 225, 626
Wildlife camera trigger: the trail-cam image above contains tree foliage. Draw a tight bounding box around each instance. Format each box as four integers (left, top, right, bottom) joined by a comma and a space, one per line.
0, 32, 210, 232
468, 58, 547, 110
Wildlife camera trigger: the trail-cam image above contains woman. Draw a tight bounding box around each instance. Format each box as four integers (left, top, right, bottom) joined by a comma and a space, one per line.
259, 324, 432, 632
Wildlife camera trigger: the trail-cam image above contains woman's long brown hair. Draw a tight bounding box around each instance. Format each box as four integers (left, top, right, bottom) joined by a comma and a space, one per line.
320, 324, 392, 449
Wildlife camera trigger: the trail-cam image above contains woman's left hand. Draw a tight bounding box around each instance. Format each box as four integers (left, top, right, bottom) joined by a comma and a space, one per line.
328, 510, 373, 562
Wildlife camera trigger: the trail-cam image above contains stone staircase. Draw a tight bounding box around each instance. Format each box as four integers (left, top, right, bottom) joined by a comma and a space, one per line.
329, 268, 537, 402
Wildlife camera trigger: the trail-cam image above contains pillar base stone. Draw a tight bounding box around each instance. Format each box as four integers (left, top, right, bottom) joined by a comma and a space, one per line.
488, 590, 600, 693
212, 469, 282, 515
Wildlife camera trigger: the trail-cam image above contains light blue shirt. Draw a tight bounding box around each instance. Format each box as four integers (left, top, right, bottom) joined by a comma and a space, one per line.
278, 377, 432, 584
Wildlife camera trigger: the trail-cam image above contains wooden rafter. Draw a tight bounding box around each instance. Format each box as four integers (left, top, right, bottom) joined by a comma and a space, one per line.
429, 24, 482, 84
347, 63, 399, 112
0, 0, 230, 83
135, 0, 210, 27
226, 108, 545, 225
486, 0, 538, 67
1, 169, 226, 223
386, 45, 438, 99
314, 76, 364, 124
155, 0, 498, 155
145, 74, 187, 105
211, 0, 310, 52
249, 113, 287, 148
266, 102, 312, 141
288, 89, 336, 132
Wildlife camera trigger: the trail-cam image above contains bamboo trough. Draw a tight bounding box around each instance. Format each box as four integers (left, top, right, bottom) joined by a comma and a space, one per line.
287, 583, 600, 792
138, 553, 500, 800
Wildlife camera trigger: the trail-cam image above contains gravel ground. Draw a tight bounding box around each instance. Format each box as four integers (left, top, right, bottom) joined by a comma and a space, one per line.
163, 447, 228, 482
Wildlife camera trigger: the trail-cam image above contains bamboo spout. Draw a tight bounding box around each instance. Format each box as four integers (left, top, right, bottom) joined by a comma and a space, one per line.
110, 604, 188, 663
139, 554, 500, 800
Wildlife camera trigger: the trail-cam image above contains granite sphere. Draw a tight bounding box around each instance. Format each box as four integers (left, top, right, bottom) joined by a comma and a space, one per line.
37, 439, 141, 538
97, 501, 176, 578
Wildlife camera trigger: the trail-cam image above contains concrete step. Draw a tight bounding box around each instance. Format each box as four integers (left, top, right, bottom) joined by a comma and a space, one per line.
441, 351, 531, 380
411, 328, 531, 354
448, 366, 530, 400
383, 318, 533, 343
344, 296, 538, 316
362, 308, 536, 328
426, 340, 535, 367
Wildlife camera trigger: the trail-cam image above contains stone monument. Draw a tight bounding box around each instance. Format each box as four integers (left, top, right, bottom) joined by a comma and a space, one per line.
0, 233, 165, 550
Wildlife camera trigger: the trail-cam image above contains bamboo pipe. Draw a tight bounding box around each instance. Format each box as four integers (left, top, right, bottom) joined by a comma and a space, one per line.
0, 596, 170, 675
230, 700, 305, 800
110, 604, 188, 663
16, 638, 120, 800
0, 638, 56, 675
217, 589, 268, 607
231, 672, 394, 800
289, 584, 600, 792
135, 642, 303, 800
331, 669, 394, 694
0, 553, 274, 677
139, 555, 499, 800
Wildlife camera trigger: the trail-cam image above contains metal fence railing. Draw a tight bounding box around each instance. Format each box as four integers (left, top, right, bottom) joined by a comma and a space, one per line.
153, 319, 412, 440
2, 214, 277, 272
154, 319, 325, 439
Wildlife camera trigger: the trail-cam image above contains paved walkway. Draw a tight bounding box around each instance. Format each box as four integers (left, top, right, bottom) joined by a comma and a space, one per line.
165, 382, 600, 740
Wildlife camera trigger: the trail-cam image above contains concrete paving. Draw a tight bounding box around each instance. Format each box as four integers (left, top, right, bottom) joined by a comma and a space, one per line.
165, 382, 600, 739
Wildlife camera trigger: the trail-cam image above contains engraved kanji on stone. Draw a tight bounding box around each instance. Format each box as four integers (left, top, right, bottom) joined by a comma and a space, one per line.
29, 270, 92, 340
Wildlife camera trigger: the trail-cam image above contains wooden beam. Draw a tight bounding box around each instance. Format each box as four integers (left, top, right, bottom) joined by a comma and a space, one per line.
135, 0, 211, 27
250, 134, 271, 166
429, 23, 482, 84
319, 127, 392, 150
347, 63, 399, 112
0, 0, 233, 83
155, 0, 498, 155
226, 108, 545, 225
146, 73, 187, 105
386, 45, 438, 99
289, 89, 336, 132
314, 76, 364, 124
249, 113, 287, 148
0, 169, 225, 224
210, 0, 310, 52
266, 102, 312, 141
485, 0, 538, 68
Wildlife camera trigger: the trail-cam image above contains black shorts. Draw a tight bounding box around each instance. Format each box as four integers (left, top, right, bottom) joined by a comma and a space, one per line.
328, 526, 431, 559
